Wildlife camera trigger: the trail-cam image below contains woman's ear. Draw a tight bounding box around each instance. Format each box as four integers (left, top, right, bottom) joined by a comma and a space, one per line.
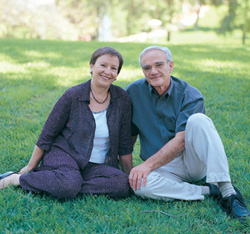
89, 64, 93, 75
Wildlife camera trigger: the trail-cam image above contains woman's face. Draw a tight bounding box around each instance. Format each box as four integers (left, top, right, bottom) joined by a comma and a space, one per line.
90, 54, 119, 88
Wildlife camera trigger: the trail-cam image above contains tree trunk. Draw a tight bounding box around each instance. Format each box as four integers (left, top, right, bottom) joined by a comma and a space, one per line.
242, 30, 246, 45
167, 31, 171, 41
126, 2, 136, 35
194, 5, 201, 30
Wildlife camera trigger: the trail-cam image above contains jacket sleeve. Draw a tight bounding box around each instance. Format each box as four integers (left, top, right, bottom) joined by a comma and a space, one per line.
36, 90, 72, 151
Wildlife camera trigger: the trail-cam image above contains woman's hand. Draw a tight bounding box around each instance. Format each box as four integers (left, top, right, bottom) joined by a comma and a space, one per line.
18, 165, 33, 174
18, 145, 45, 175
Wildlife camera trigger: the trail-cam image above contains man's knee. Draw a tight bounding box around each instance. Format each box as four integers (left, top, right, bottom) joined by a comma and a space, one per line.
188, 113, 209, 125
187, 113, 214, 131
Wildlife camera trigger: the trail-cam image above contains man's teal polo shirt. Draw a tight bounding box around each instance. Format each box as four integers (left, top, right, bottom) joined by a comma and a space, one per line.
126, 76, 205, 161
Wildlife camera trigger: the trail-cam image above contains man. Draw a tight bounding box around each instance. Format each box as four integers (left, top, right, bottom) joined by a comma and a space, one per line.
126, 45, 249, 221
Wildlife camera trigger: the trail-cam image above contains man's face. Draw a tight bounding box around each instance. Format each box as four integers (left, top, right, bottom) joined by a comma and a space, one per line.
141, 49, 174, 92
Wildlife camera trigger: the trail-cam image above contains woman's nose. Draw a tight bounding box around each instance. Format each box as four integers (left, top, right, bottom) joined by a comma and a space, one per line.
104, 66, 111, 74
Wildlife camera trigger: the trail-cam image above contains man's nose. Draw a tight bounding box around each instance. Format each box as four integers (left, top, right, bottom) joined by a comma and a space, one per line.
151, 66, 157, 74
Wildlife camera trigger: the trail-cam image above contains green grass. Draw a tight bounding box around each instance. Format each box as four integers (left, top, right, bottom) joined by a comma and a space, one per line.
0, 37, 250, 233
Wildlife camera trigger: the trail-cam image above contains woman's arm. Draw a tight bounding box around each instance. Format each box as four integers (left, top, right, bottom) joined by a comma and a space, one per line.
36, 90, 72, 152
119, 153, 133, 175
19, 145, 44, 174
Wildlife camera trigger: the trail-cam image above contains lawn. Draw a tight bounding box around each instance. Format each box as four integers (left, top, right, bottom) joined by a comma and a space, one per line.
0, 37, 249, 233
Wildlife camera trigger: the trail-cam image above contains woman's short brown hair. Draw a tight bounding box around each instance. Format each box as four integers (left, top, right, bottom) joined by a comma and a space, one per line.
90, 47, 123, 74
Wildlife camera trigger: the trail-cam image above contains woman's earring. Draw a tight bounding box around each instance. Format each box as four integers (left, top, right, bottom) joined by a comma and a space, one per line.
90, 70, 93, 75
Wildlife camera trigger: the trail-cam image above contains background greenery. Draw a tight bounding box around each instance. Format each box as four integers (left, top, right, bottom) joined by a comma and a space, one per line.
0, 29, 250, 233
1, 1, 249, 44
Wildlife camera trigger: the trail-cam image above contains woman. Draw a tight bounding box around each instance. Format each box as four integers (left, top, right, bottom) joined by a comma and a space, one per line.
0, 47, 133, 199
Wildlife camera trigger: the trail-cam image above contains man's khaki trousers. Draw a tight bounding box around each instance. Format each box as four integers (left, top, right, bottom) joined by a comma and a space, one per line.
134, 113, 231, 201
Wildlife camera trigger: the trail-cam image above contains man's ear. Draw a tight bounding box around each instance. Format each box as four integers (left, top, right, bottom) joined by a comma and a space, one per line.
169, 61, 174, 73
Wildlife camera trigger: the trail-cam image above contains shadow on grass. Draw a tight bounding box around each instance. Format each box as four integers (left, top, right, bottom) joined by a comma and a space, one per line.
183, 26, 218, 32
1, 38, 249, 72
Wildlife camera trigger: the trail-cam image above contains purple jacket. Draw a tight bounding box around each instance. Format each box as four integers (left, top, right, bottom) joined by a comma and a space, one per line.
36, 79, 133, 169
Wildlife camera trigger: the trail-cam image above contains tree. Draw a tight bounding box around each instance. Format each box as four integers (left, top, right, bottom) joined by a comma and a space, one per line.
0, 0, 78, 40
58, 0, 99, 40
123, 0, 148, 35
191, 0, 209, 30
144, 0, 182, 41
186, 0, 223, 30
219, 0, 250, 44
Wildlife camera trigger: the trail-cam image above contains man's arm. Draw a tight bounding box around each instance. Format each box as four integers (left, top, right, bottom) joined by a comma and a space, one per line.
129, 131, 185, 190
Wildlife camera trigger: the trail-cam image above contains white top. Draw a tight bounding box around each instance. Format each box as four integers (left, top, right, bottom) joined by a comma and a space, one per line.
89, 108, 110, 163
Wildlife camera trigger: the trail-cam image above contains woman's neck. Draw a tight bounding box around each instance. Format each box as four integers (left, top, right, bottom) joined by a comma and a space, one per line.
89, 80, 110, 112
90, 80, 109, 97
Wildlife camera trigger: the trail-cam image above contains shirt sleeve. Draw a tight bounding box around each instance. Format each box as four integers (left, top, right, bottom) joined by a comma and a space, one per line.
36, 90, 72, 151
176, 91, 205, 133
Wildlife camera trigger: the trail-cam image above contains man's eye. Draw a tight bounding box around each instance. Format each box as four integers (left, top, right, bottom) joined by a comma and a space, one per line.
112, 67, 117, 70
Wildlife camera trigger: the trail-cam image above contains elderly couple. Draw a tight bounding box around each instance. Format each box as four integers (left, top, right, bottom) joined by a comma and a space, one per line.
0, 46, 249, 221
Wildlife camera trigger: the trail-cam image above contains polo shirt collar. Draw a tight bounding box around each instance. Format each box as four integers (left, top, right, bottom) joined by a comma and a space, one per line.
147, 76, 174, 97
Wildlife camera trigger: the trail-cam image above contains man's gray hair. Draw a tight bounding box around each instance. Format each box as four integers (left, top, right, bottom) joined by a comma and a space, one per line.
139, 45, 172, 67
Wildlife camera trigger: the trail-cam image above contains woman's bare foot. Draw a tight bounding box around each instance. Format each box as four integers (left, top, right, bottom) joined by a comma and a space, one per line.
0, 174, 20, 189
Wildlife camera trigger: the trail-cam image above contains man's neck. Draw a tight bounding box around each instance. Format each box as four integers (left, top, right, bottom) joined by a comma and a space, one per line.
154, 82, 170, 98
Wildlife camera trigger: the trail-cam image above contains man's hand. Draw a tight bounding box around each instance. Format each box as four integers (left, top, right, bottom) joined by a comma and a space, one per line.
129, 163, 151, 190
129, 131, 185, 191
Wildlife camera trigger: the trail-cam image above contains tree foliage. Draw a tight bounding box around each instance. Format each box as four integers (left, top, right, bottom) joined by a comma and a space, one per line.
0, 0, 78, 40
0, 0, 248, 43
145, 0, 182, 41
219, 0, 250, 44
